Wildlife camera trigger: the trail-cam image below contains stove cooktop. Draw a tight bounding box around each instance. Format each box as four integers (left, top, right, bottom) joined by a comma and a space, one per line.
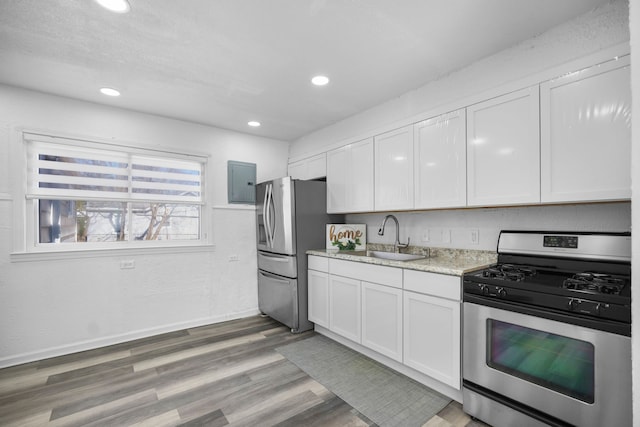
467, 263, 630, 300
464, 261, 631, 327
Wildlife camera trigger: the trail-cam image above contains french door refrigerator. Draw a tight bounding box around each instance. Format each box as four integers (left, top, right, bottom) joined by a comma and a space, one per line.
256, 176, 342, 332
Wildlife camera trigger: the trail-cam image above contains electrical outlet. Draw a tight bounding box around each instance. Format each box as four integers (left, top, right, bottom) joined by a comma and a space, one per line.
470, 229, 479, 245
442, 229, 451, 243
228, 255, 239, 262
421, 229, 430, 242
120, 260, 135, 269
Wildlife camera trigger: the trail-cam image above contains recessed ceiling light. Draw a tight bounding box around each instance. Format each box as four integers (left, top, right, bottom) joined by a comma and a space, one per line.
95, 0, 131, 13
100, 87, 121, 97
311, 75, 330, 86
248, 121, 261, 127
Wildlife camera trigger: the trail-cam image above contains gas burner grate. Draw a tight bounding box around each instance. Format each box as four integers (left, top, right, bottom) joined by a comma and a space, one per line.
482, 264, 537, 282
562, 272, 625, 295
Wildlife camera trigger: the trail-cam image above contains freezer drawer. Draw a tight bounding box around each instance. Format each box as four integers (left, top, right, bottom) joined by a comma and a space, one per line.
258, 270, 298, 330
258, 251, 297, 278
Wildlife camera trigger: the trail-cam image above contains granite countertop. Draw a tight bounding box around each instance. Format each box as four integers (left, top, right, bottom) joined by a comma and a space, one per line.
307, 244, 497, 276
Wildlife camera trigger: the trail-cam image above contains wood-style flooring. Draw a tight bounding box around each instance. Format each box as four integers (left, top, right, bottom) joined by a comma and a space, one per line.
0, 315, 488, 426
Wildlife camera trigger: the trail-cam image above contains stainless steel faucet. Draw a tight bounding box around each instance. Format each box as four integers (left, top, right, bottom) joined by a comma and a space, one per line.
378, 214, 410, 253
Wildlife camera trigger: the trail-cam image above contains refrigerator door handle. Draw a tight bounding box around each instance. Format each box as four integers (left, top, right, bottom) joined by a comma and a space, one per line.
267, 183, 276, 246
264, 183, 273, 248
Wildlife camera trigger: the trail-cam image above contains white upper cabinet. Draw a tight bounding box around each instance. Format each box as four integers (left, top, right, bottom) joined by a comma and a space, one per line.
326, 146, 347, 212
288, 161, 305, 180
414, 109, 466, 209
540, 57, 631, 203
375, 125, 414, 211
326, 138, 374, 213
307, 154, 327, 179
288, 153, 326, 180
466, 86, 540, 206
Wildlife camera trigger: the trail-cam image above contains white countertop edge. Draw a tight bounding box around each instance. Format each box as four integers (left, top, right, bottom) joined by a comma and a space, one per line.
307, 249, 496, 276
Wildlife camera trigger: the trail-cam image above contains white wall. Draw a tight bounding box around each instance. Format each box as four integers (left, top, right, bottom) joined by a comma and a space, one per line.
630, 0, 639, 424
349, 203, 631, 251
0, 85, 290, 367
290, 0, 630, 161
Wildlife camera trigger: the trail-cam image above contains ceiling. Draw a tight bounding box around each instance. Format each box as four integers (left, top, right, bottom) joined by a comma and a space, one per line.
0, 0, 614, 142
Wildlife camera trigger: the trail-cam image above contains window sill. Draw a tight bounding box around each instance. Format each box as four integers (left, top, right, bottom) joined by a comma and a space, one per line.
10, 244, 216, 263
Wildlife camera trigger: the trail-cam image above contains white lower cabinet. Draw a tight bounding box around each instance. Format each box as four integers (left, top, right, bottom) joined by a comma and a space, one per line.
309, 257, 462, 394
308, 269, 330, 328
329, 275, 362, 343
403, 291, 460, 389
361, 281, 403, 362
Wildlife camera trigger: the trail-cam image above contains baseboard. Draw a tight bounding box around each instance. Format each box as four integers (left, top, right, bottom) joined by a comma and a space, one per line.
314, 325, 463, 403
0, 308, 260, 368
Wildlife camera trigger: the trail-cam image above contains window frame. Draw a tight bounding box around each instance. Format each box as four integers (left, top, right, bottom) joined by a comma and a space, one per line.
20, 131, 212, 254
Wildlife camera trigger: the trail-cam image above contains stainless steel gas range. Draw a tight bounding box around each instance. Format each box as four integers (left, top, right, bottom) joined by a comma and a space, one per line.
462, 231, 631, 427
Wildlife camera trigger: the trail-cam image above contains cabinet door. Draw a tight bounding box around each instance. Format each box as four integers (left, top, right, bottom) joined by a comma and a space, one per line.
306, 153, 327, 180
326, 138, 374, 213
288, 160, 306, 180
326, 146, 348, 213
414, 109, 466, 209
361, 281, 403, 362
289, 153, 327, 180
403, 291, 460, 389
467, 87, 540, 206
308, 270, 329, 328
375, 126, 414, 211
349, 138, 375, 212
329, 275, 361, 343
540, 57, 631, 202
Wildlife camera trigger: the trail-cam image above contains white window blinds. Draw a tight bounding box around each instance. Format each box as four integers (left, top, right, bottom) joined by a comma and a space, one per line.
25, 134, 204, 204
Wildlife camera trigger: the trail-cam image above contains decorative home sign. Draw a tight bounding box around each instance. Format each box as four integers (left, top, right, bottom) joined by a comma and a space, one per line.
326, 224, 366, 251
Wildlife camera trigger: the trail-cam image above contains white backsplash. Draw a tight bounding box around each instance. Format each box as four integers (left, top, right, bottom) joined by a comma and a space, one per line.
347, 202, 631, 251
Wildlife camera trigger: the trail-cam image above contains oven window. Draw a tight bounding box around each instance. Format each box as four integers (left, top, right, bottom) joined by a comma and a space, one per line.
487, 319, 594, 403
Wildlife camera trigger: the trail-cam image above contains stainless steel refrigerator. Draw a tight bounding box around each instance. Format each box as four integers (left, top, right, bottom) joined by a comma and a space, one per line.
256, 176, 342, 332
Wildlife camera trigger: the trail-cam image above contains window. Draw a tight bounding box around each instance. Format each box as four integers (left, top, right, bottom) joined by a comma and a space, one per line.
25, 133, 206, 248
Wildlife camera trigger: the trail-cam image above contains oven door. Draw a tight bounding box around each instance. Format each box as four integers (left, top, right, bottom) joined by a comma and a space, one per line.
463, 301, 631, 427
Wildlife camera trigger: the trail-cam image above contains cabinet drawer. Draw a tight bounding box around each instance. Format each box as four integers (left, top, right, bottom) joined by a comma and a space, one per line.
403, 270, 460, 300
329, 259, 402, 288
308, 255, 329, 272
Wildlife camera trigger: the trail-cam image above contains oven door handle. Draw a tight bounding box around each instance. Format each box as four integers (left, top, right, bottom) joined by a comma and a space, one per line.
463, 294, 630, 336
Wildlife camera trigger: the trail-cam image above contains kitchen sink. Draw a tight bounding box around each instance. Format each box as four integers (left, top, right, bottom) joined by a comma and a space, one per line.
366, 250, 426, 261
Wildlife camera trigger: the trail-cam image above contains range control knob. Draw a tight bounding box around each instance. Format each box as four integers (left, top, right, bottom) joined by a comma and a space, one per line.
496, 287, 507, 298
479, 284, 490, 296
568, 298, 580, 311
595, 303, 609, 315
